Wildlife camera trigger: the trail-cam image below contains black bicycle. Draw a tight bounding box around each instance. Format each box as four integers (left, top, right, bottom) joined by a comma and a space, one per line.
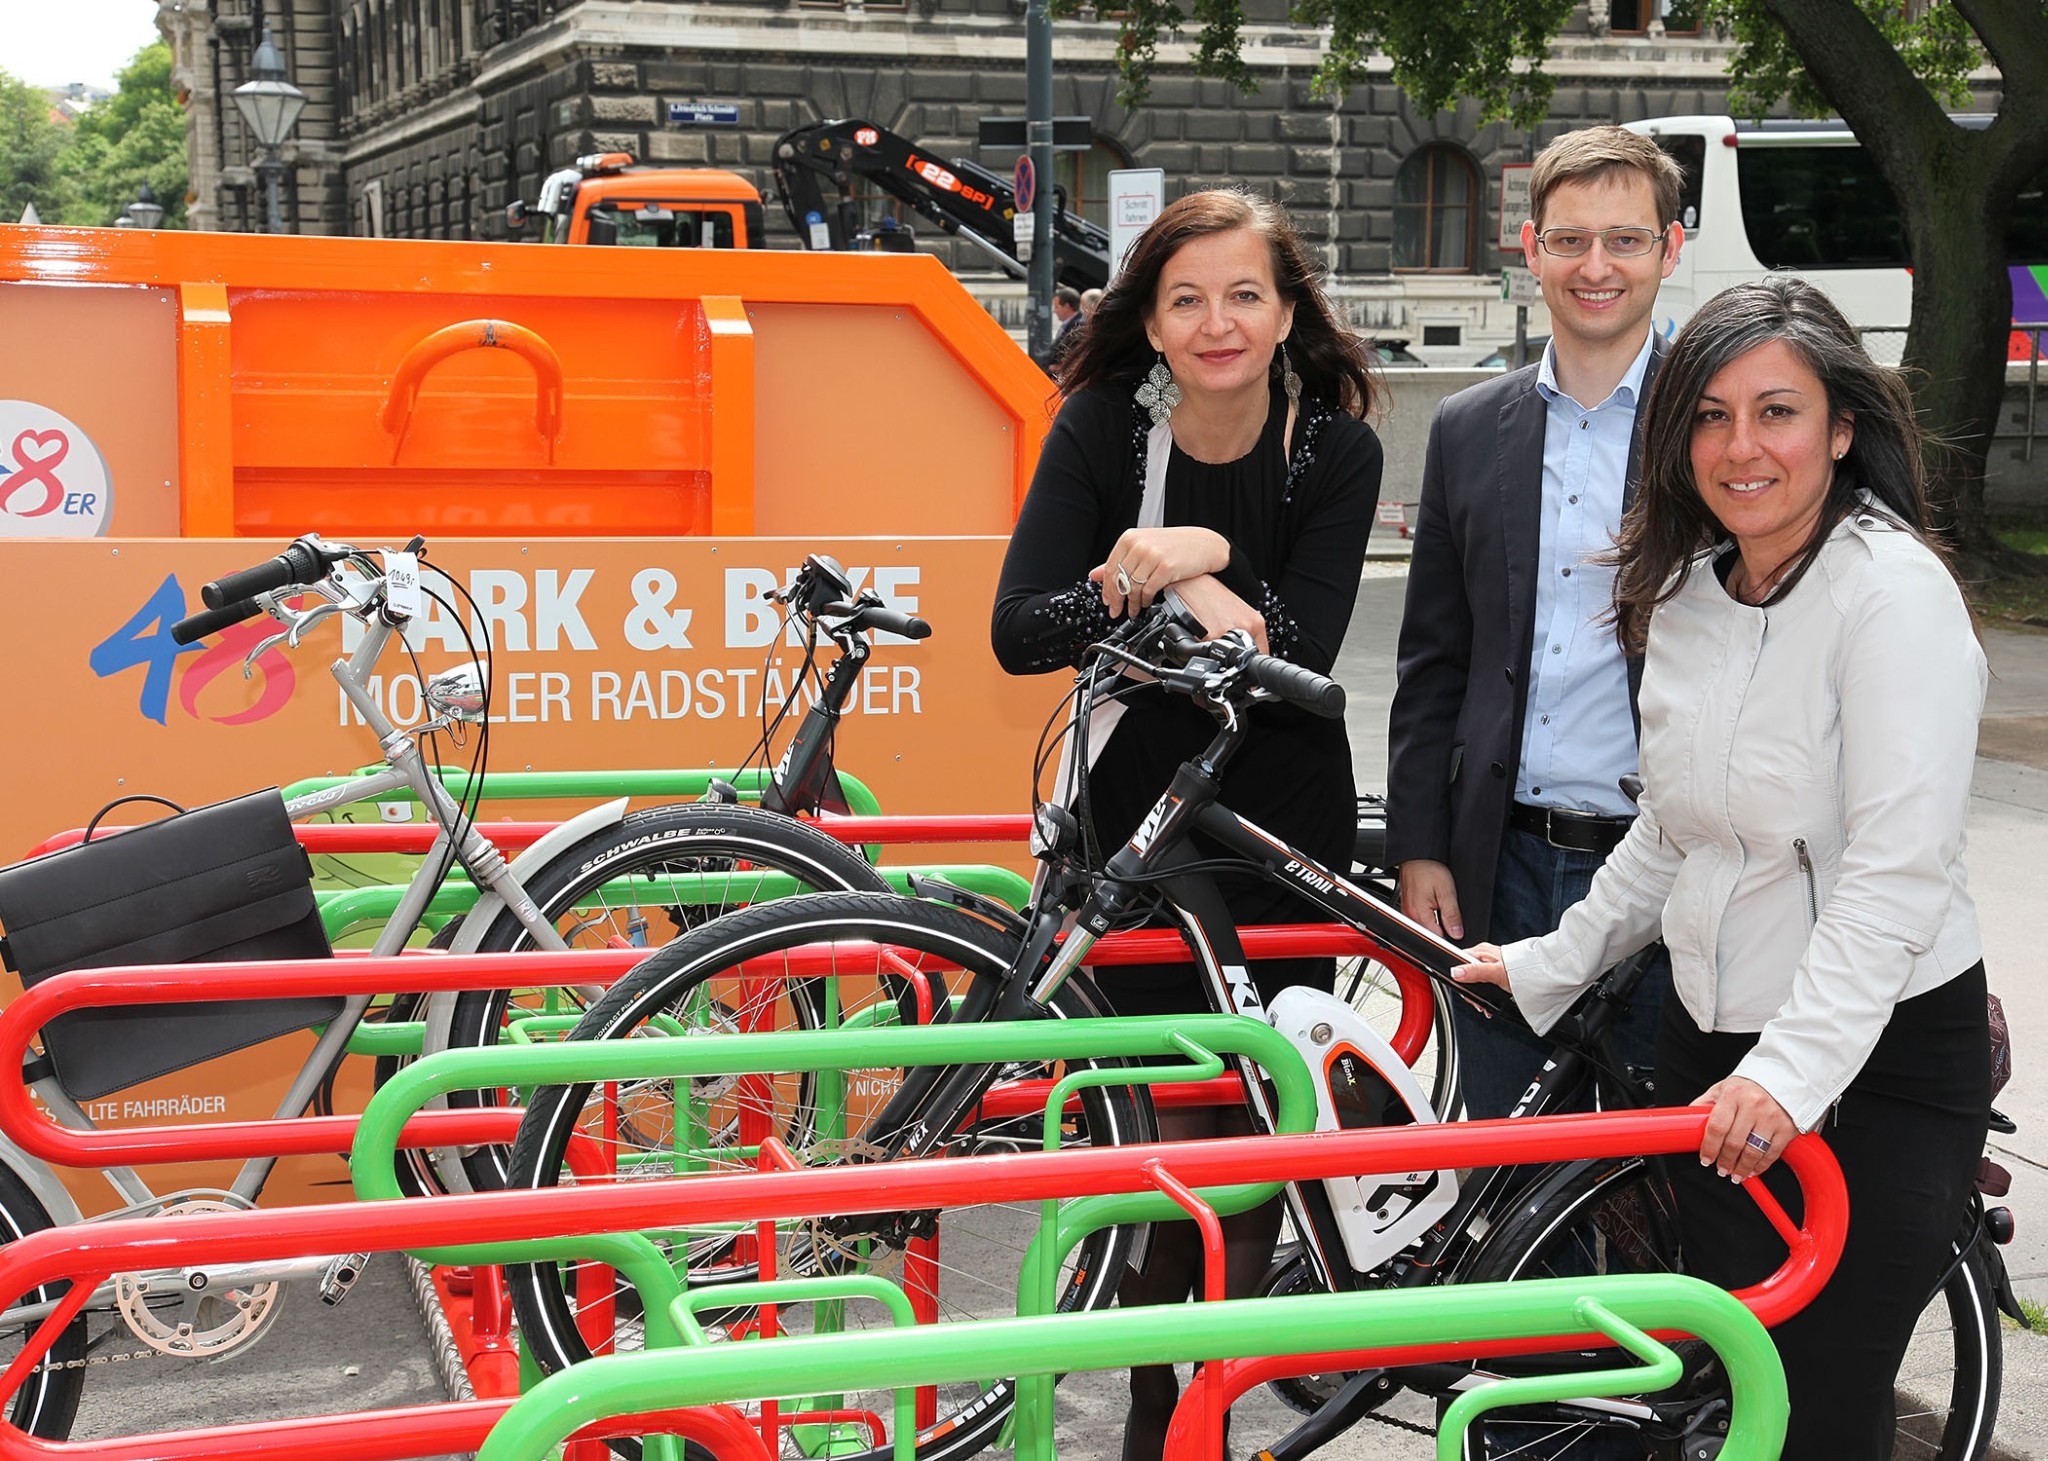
501, 603, 2012, 1461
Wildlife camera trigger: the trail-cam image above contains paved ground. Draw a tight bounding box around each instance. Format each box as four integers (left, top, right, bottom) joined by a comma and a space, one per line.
60, 563, 2048, 1459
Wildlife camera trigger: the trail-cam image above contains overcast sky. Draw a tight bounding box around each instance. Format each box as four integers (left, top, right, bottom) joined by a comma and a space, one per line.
0, 0, 165, 91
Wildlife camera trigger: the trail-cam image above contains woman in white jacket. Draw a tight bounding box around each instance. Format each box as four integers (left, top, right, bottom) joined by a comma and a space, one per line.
1455, 275, 1990, 1458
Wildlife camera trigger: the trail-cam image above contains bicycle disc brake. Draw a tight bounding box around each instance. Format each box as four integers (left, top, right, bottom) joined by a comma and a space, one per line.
113, 1196, 285, 1359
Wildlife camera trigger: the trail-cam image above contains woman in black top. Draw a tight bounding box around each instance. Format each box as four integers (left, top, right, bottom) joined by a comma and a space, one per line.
991, 189, 1383, 1461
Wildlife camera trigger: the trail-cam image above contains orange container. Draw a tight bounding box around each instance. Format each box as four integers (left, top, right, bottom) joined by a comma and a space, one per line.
0, 226, 1054, 544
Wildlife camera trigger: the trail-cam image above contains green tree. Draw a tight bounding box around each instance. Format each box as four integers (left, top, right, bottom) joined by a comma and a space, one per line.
58, 41, 189, 229
1071, 0, 2046, 567
0, 69, 79, 223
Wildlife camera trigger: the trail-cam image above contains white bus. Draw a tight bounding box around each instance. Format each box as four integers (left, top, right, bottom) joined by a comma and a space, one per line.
1624, 115, 2048, 359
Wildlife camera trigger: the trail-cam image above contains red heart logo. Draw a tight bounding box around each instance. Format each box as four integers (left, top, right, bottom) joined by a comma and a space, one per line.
13, 430, 66, 464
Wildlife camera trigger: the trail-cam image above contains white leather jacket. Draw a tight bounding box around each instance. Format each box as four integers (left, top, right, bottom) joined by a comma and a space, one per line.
1502, 510, 1985, 1132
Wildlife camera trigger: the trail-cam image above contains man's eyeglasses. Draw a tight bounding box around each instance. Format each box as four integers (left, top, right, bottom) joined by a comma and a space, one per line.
1533, 226, 1668, 259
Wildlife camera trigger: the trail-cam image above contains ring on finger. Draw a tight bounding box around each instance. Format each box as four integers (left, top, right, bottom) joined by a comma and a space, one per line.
1114, 564, 1133, 595
1744, 1131, 1772, 1155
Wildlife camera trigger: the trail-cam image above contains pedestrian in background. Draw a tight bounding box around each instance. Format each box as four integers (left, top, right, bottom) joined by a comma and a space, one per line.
992, 187, 1381, 1461
1455, 275, 1990, 1459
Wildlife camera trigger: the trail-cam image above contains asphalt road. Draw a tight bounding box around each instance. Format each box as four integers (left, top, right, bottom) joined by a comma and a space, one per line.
59, 567, 2048, 1460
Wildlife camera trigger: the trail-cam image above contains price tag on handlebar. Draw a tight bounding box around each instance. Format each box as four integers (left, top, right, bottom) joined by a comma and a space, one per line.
385, 551, 422, 621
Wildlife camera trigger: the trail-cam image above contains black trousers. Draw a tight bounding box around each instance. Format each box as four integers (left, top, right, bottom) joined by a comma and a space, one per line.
1655, 964, 1990, 1461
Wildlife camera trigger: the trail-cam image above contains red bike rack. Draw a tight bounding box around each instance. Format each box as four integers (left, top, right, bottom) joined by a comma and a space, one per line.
0, 1096, 1845, 1461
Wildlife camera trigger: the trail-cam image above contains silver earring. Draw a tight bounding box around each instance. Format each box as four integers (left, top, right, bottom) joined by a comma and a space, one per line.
1279, 341, 1302, 403
1136, 353, 1181, 426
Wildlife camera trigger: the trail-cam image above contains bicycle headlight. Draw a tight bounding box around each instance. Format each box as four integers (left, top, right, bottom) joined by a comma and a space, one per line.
424, 662, 490, 723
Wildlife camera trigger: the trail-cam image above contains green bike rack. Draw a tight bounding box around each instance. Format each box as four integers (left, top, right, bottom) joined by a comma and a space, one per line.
471, 1274, 1786, 1461
672, 1276, 920, 1461
353, 1014, 1319, 1406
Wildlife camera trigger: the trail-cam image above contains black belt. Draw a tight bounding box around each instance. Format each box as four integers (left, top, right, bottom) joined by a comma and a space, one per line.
1509, 802, 1633, 855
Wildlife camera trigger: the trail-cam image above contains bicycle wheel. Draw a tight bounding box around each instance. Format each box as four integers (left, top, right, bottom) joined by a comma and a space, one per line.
435, 804, 890, 1192
1468, 1158, 2000, 1461
506, 892, 1152, 1461
1891, 1236, 2000, 1461
0, 1163, 85, 1439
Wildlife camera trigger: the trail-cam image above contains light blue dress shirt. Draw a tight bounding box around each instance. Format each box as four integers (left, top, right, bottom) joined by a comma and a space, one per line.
1514, 332, 1654, 819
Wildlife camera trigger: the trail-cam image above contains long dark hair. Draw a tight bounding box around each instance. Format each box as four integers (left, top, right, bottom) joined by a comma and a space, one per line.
1612, 276, 1939, 652
1054, 188, 1380, 419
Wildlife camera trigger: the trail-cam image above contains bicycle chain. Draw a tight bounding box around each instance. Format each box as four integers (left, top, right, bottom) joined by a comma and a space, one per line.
1358, 1408, 1438, 1438
30, 1345, 159, 1372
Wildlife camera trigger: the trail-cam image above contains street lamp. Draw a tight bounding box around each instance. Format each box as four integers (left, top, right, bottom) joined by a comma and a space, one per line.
123, 182, 165, 230
230, 23, 307, 233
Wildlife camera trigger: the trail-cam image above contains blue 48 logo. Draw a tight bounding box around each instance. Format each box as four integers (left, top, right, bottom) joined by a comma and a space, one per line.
90, 574, 295, 726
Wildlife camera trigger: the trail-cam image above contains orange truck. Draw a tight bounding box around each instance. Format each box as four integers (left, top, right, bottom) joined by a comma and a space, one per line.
504, 150, 768, 249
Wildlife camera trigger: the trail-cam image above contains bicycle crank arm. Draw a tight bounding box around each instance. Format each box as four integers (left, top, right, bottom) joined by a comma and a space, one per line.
1259, 1368, 1403, 1461
125, 1252, 358, 1297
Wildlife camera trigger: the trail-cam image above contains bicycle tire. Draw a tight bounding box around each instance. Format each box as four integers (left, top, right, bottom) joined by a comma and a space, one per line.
436, 803, 890, 1193
1468, 1156, 2000, 1461
0, 1163, 85, 1439
505, 891, 1152, 1461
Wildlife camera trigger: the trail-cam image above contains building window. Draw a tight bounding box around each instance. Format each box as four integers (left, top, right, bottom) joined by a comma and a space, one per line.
1393, 145, 1477, 272
1610, 0, 1699, 34
1055, 137, 1134, 230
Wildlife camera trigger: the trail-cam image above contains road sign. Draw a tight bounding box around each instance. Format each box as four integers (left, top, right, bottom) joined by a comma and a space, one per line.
978, 116, 1093, 151
1013, 155, 1036, 216
1013, 209, 1037, 262
1501, 268, 1541, 307
1499, 163, 1533, 253
667, 101, 740, 126
1108, 168, 1165, 284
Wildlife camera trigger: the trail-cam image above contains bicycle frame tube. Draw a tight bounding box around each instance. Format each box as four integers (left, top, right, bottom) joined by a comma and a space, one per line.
760, 630, 869, 818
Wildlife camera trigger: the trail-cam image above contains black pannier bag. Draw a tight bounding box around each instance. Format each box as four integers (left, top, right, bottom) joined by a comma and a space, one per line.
0, 789, 340, 1102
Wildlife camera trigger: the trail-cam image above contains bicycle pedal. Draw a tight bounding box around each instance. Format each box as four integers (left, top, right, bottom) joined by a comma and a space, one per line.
318, 1251, 373, 1305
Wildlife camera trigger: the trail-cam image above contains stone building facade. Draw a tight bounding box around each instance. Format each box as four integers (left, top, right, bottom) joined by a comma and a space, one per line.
159, 0, 1748, 356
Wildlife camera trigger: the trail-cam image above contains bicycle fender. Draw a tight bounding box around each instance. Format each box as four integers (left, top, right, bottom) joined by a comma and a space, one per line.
0, 1131, 83, 1227
440, 797, 632, 957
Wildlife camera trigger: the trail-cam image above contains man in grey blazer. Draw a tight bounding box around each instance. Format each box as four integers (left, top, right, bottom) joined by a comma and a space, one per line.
1387, 127, 1685, 1118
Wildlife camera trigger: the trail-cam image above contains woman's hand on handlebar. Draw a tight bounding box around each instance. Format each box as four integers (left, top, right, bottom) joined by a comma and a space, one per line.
1162, 574, 1269, 655
1092, 527, 1230, 616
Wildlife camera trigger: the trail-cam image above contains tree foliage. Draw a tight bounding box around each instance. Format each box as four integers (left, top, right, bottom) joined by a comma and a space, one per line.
0, 71, 78, 224
0, 42, 188, 230
1053, 0, 1576, 123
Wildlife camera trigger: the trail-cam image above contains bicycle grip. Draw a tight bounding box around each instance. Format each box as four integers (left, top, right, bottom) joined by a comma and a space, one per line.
171, 598, 265, 645
1247, 654, 1346, 718
202, 539, 327, 609
860, 606, 932, 640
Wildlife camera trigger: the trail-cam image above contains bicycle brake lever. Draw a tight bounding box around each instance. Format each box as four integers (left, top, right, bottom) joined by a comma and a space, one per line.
240, 628, 292, 678
283, 600, 347, 648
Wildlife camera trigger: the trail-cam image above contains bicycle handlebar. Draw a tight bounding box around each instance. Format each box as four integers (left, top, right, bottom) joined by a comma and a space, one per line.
844, 604, 931, 641
201, 535, 343, 609
1149, 617, 1346, 719
171, 598, 265, 645
1246, 652, 1346, 718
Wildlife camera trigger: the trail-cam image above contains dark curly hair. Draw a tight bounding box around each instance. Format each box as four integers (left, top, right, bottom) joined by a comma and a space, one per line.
1612, 275, 1943, 652
1053, 188, 1379, 419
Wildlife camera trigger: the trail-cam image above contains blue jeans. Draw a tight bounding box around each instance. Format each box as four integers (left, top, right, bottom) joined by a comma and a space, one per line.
1453, 825, 1670, 1120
